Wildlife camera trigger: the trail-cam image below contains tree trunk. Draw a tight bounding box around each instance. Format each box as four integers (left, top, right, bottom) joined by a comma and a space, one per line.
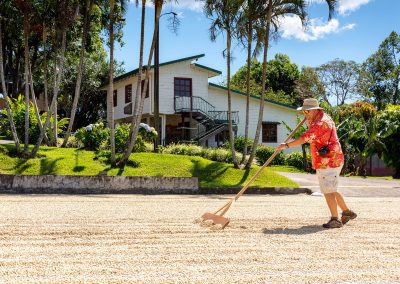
0, 21, 21, 154
31, 22, 68, 157
42, 23, 49, 112
62, 0, 91, 148
241, 22, 252, 166
108, 0, 116, 165
23, 18, 30, 154
52, 97, 58, 146
118, 1, 160, 168
227, 29, 238, 168
246, 1, 273, 169
28, 58, 49, 144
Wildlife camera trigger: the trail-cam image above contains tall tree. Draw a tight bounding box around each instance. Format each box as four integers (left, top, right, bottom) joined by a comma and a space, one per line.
316, 58, 360, 106
294, 66, 325, 105
359, 31, 400, 110
203, 0, 243, 168
246, 0, 307, 169
118, 0, 146, 167
0, 19, 21, 154
62, 0, 92, 147
119, 0, 177, 167
31, 0, 79, 157
14, 0, 33, 154
236, 0, 264, 165
108, 0, 116, 165
230, 54, 301, 106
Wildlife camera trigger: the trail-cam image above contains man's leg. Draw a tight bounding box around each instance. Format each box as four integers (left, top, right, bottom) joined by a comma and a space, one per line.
334, 192, 349, 212
318, 167, 343, 228
324, 192, 339, 218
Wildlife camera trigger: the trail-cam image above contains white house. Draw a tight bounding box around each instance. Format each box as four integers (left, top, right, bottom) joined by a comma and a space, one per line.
103, 54, 299, 150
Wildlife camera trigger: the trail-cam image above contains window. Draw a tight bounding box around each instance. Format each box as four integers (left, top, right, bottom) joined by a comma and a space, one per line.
113, 90, 117, 107
174, 78, 192, 97
125, 84, 132, 103
262, 122, 278, 143
141, 80, 149, 98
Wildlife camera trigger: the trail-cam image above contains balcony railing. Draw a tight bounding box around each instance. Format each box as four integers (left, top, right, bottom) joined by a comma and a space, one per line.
175, 96, 215, 117
174, 95, 239, 143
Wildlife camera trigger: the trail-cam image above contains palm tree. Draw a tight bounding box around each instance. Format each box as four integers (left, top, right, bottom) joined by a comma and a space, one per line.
31, 0, 78, 157
119, 0, 177, 167
62, 0, 92, 148
117, 0, 145, 167
22, 16, 30, 154
108, 0, 116, 165
246, 0, 336, 169
203, 0, 243, 169
28, 58, 49, 144
236, 0, 264, 165
0, 20, 21, 154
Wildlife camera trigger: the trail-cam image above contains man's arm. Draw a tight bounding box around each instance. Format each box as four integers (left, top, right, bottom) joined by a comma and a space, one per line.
277, 137, 306, 151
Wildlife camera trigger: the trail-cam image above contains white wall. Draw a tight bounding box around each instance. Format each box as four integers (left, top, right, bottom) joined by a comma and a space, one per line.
110, 74, 152, 121
109, 60, 210, 120
158, 62, 210, 114
207, 86, 300, 152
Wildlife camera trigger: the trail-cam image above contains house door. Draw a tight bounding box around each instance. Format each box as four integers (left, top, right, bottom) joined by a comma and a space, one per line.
174, 77, 192, 110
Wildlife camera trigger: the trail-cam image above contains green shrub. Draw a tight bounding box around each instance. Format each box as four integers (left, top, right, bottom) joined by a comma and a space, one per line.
138, 125, 158, 142
161, 143, 242, 164
162, 143, 199, 155
255, 145, 285, 166
113, 123, 146, 153
285, 151, 311, 170
75, 122, 109, 150
0, 95, 69, 144
62, 136, 84, 148
225, 136, 254, 153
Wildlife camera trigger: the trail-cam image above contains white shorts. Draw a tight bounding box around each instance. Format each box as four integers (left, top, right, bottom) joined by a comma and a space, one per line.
316, 166, 343, 194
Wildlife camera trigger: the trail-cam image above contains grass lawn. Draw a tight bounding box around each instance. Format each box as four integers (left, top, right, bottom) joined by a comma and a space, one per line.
0, 144, 298, 188
269, 165, 307, 173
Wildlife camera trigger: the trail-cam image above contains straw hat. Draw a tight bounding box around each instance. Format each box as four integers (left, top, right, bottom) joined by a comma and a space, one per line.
297, 98, 323, 111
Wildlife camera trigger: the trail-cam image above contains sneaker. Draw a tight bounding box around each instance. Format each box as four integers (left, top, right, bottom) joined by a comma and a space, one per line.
322, 217, 343, 229
341, 210, 357, 224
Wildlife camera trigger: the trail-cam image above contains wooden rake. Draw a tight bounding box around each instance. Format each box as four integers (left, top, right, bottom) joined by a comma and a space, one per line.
200, 118, 307, 229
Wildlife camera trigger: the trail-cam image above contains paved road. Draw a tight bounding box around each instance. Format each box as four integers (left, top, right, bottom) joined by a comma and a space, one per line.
0, 140, 13, 144
277, 171, 400, 197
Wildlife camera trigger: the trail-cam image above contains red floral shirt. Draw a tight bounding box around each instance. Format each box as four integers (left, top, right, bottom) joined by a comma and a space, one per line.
300, 111, 344, 169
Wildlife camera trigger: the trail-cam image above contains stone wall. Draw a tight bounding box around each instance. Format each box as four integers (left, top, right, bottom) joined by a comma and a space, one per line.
0, 174, 198, 194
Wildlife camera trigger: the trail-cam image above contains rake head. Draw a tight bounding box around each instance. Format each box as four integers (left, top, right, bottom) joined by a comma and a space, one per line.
201, 212, 230, 229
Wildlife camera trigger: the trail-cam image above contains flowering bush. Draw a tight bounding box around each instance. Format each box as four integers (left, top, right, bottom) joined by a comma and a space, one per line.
75, 122, 109, 150
139, 123, 158, 142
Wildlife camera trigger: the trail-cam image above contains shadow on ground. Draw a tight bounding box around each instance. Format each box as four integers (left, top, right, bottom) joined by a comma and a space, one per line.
262, 225, 325, 235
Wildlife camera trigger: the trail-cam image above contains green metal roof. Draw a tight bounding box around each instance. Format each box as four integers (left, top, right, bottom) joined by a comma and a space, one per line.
208, 82, 297, 110
107, 54, 206, 85
192, 63, 222, 76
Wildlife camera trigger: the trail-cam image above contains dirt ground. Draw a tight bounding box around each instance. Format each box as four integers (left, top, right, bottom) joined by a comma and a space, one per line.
1, 194, 399, 283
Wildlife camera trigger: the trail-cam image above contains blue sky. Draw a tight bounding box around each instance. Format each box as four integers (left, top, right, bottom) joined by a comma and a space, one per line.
112, 0, 400, 84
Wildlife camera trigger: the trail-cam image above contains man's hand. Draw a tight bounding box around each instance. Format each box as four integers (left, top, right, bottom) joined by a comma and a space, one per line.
277, 143, 288, 151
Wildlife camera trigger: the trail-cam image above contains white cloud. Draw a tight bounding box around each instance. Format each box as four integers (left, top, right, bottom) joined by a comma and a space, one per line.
308, 0, 371, 16
280, 16, 356, 42
143, 0, 203, 12
171, 0, 203, 12
338, 0, 371, 15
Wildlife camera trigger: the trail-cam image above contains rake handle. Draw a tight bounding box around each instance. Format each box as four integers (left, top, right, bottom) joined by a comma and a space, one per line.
214, 117, 307, 216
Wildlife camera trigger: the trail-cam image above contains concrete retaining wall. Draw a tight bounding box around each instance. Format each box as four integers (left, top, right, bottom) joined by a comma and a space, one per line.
0, 174, 311, 195
0, 174, 198, 194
